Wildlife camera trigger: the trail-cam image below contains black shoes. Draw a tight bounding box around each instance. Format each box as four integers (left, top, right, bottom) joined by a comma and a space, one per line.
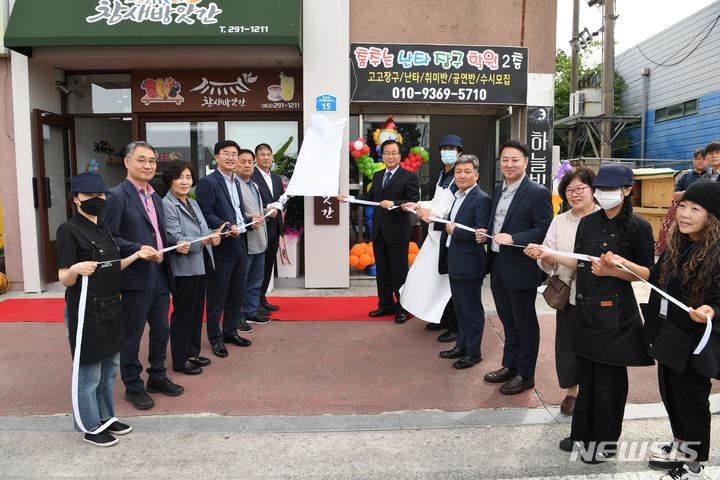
369, 308, 395, 318
246, 316, 271, 325
124, 390, 155, 410
559, 437, 578, 452
439, 346, 465, 359
437, 330, 458, 343
188, 356, 211, 367
173, 360, 202, 375
257, 307, 272, 317
426, 323, 444, 331
106, 421, 132, 435
236, 318, 253, 333
83, 430, 118, 447
500, 375, 535, 395
484, 366, 517, 383
453, 355, 482, 369
224, 334, 252, 347
395, 312, 408, 324
212, 343, 228, 358
262, 299, 280, 311
146, 378, 184, 397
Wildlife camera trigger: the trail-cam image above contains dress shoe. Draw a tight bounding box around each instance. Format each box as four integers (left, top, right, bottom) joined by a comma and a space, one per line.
173, 360, 202, 375
484, 366, 517, 383
257, 306, 272, 317
246, 316, 271, 325
236, 318, 253, 333
188, 356, 211, 367
439, 346, 465, 359
262, 299, 280, 311
425, 323, 444, 331
499, 375, 535, 395
212, 343, 228, 358
224, 334, 252, 347
124, 391, 155, 410
146, 378, 184, 397
560, 395, 576, 416
453, 355, 482, 369
559, 437, 584, 452
369, 308, 395, 318
437, 330, 458, 343
395, 312, 408, 324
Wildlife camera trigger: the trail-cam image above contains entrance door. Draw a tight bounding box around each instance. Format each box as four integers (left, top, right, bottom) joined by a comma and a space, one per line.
34, 110, 76, 283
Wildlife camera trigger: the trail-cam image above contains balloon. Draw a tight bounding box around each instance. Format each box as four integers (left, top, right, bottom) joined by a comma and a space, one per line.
350, 244, 363, 256
349, 255, 359, 267
353, 140, 364, 150
351, 150, 362, 159
409, 242, 419, 254
361, 145, 370, 155
408, 253, 417, 265
369, 255, 375, 265
421, 150, 429, 161
365, 244, 374, 256
357, 256, 369, 269
360, 253, 371, 266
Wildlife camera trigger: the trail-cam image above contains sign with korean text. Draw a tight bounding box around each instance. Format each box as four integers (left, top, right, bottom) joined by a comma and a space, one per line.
314, 196, 340, 225
350, 43, 527, 105
526, 106, 553, 190
131, 69, 301, 112
315, 94, 337, 112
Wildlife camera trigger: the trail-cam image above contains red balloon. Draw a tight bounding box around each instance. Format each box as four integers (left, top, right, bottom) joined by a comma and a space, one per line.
361, 145, 370, 155
351, 150, 362, 158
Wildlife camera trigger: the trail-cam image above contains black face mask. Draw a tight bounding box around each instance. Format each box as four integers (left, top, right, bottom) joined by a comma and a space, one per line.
78, 197, 106, 217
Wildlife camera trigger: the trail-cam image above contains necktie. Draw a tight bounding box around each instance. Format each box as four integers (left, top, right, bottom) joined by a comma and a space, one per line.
247, 181, 261, 208
382, 170, 392, 189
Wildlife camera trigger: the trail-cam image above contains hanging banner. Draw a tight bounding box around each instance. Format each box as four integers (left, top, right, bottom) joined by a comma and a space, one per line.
131, 68, 301, 113
526, 106, 553, 190
350, 43, 528, 105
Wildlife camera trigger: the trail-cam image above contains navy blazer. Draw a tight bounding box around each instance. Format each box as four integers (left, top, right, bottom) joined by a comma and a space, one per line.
363, 167, 419, 243
486, 175, 553, 290
195, 169, 250, 261
102, 179, 170, 291
251, 167, 284, 238
438, 186, 492, 279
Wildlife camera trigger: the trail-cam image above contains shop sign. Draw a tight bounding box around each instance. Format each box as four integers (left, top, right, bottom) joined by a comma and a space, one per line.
350, 43, 527, 105
86, 0, 223, 26
131, 69, 301, 113
315, 94, 337, 112
526, 106, 553, 189
314, 196, 340, 225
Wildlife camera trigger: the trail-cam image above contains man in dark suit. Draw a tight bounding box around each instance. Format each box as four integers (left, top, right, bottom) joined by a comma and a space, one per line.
701, 141, 720, 181
196, 140, 263, 358
437, 154, 493, 369
476, 139, 552, 394
252, 143, 284, 313
103, 141, 183, 410
339, 139, 419, 323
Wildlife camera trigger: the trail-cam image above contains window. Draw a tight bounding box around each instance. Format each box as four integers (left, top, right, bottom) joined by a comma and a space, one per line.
655, 98, 698, 123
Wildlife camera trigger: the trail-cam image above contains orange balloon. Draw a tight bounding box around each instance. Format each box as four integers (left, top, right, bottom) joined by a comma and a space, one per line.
360, 253, 371, 266
408, 253, 417, 265
369, 255, 375, 265
350, 244, 363, 256
357, 258, 368, 269
359, 242, 368, 253
409, 242, 420, 254
349, 254, 359, 267
365, 245, 374, 256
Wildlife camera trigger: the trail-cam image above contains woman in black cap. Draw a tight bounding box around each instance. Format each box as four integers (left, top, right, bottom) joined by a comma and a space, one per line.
56, 172, 157, 447
528, 164, 655, 463
602, 179, 720, 480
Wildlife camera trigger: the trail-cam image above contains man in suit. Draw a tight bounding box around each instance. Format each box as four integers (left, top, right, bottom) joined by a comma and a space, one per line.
701, 141, 720, 181
437, 154, 493, 369
476, 139, 552, 394
252, 143, 284, 313
339, 139, 419, 323
237, 148, 272, 325
103, 141, 183, 410
196, 140, 263, 358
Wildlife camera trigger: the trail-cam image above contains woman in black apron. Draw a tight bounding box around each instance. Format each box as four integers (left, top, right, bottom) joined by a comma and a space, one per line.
532, 164, 655, 463
602, 179, 720, 480
56, 172, 156, 447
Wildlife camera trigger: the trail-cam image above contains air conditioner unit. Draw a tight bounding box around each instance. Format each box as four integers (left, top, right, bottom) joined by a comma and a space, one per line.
569, 91, 585, 116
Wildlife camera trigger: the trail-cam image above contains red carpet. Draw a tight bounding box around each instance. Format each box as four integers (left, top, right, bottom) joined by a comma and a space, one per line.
0, 296, 388, 322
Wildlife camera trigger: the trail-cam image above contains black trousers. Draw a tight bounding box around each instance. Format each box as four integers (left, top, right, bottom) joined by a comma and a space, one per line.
373, 229, 409, 311
260, 232, 280, 300
658, 363, 712, 462
570, 355, 628, 446
439, 299, 458, 332
120, 267, 170, 394
490, 262, 540, 378
169, 275, 207, 370
450, 277, 485, 357
205, 253, 246, 346
555, 305, 579, 389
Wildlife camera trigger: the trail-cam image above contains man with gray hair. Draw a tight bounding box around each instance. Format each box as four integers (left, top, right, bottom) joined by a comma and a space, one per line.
103, 141, 183, 411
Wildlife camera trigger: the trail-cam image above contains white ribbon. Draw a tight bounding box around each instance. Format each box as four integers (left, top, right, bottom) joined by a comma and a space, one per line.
345, 196, 399, 210
541, 247, 712, 354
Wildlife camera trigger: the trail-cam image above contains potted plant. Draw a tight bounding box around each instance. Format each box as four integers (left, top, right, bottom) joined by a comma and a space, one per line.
273, 137, 304, 278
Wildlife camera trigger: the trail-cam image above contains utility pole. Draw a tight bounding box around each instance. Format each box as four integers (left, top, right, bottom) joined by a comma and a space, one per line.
600, 0, 615, 158
568, 0, 580, 156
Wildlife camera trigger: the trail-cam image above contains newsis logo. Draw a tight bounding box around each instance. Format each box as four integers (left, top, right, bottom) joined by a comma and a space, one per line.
569, 441, 700, 463
86, 0, 223, 26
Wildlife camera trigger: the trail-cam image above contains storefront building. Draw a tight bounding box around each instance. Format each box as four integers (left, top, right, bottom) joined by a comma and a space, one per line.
0, 0, 555, 292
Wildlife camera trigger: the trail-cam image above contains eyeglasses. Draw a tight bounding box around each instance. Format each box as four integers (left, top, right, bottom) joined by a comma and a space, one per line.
221, 152, 239, 158
566, 186, 589, 196
128, 156, 157, 166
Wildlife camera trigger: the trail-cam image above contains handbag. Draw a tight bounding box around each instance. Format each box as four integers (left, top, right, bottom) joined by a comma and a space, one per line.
542, 274, 571, 311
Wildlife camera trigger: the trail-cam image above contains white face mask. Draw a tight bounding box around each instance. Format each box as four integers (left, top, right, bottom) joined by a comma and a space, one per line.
594, 189, 624, 210
440, 150, 457, 165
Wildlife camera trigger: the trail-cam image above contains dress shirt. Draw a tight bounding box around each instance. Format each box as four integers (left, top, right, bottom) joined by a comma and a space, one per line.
491, 174, 524, 252
257, 167, 274, 197
128, 178, 164, 258
218, 169, 247, 233
446, 185, 476, 247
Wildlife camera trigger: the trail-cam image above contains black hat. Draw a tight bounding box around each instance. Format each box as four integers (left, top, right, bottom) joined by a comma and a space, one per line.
70, 172, 108, 194
592, 164, 634, 188
439, 134, 463, 149
681, 179, 720, 220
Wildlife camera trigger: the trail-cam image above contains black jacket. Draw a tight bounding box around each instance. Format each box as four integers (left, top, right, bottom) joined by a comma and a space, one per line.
362, 167, 419, 243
